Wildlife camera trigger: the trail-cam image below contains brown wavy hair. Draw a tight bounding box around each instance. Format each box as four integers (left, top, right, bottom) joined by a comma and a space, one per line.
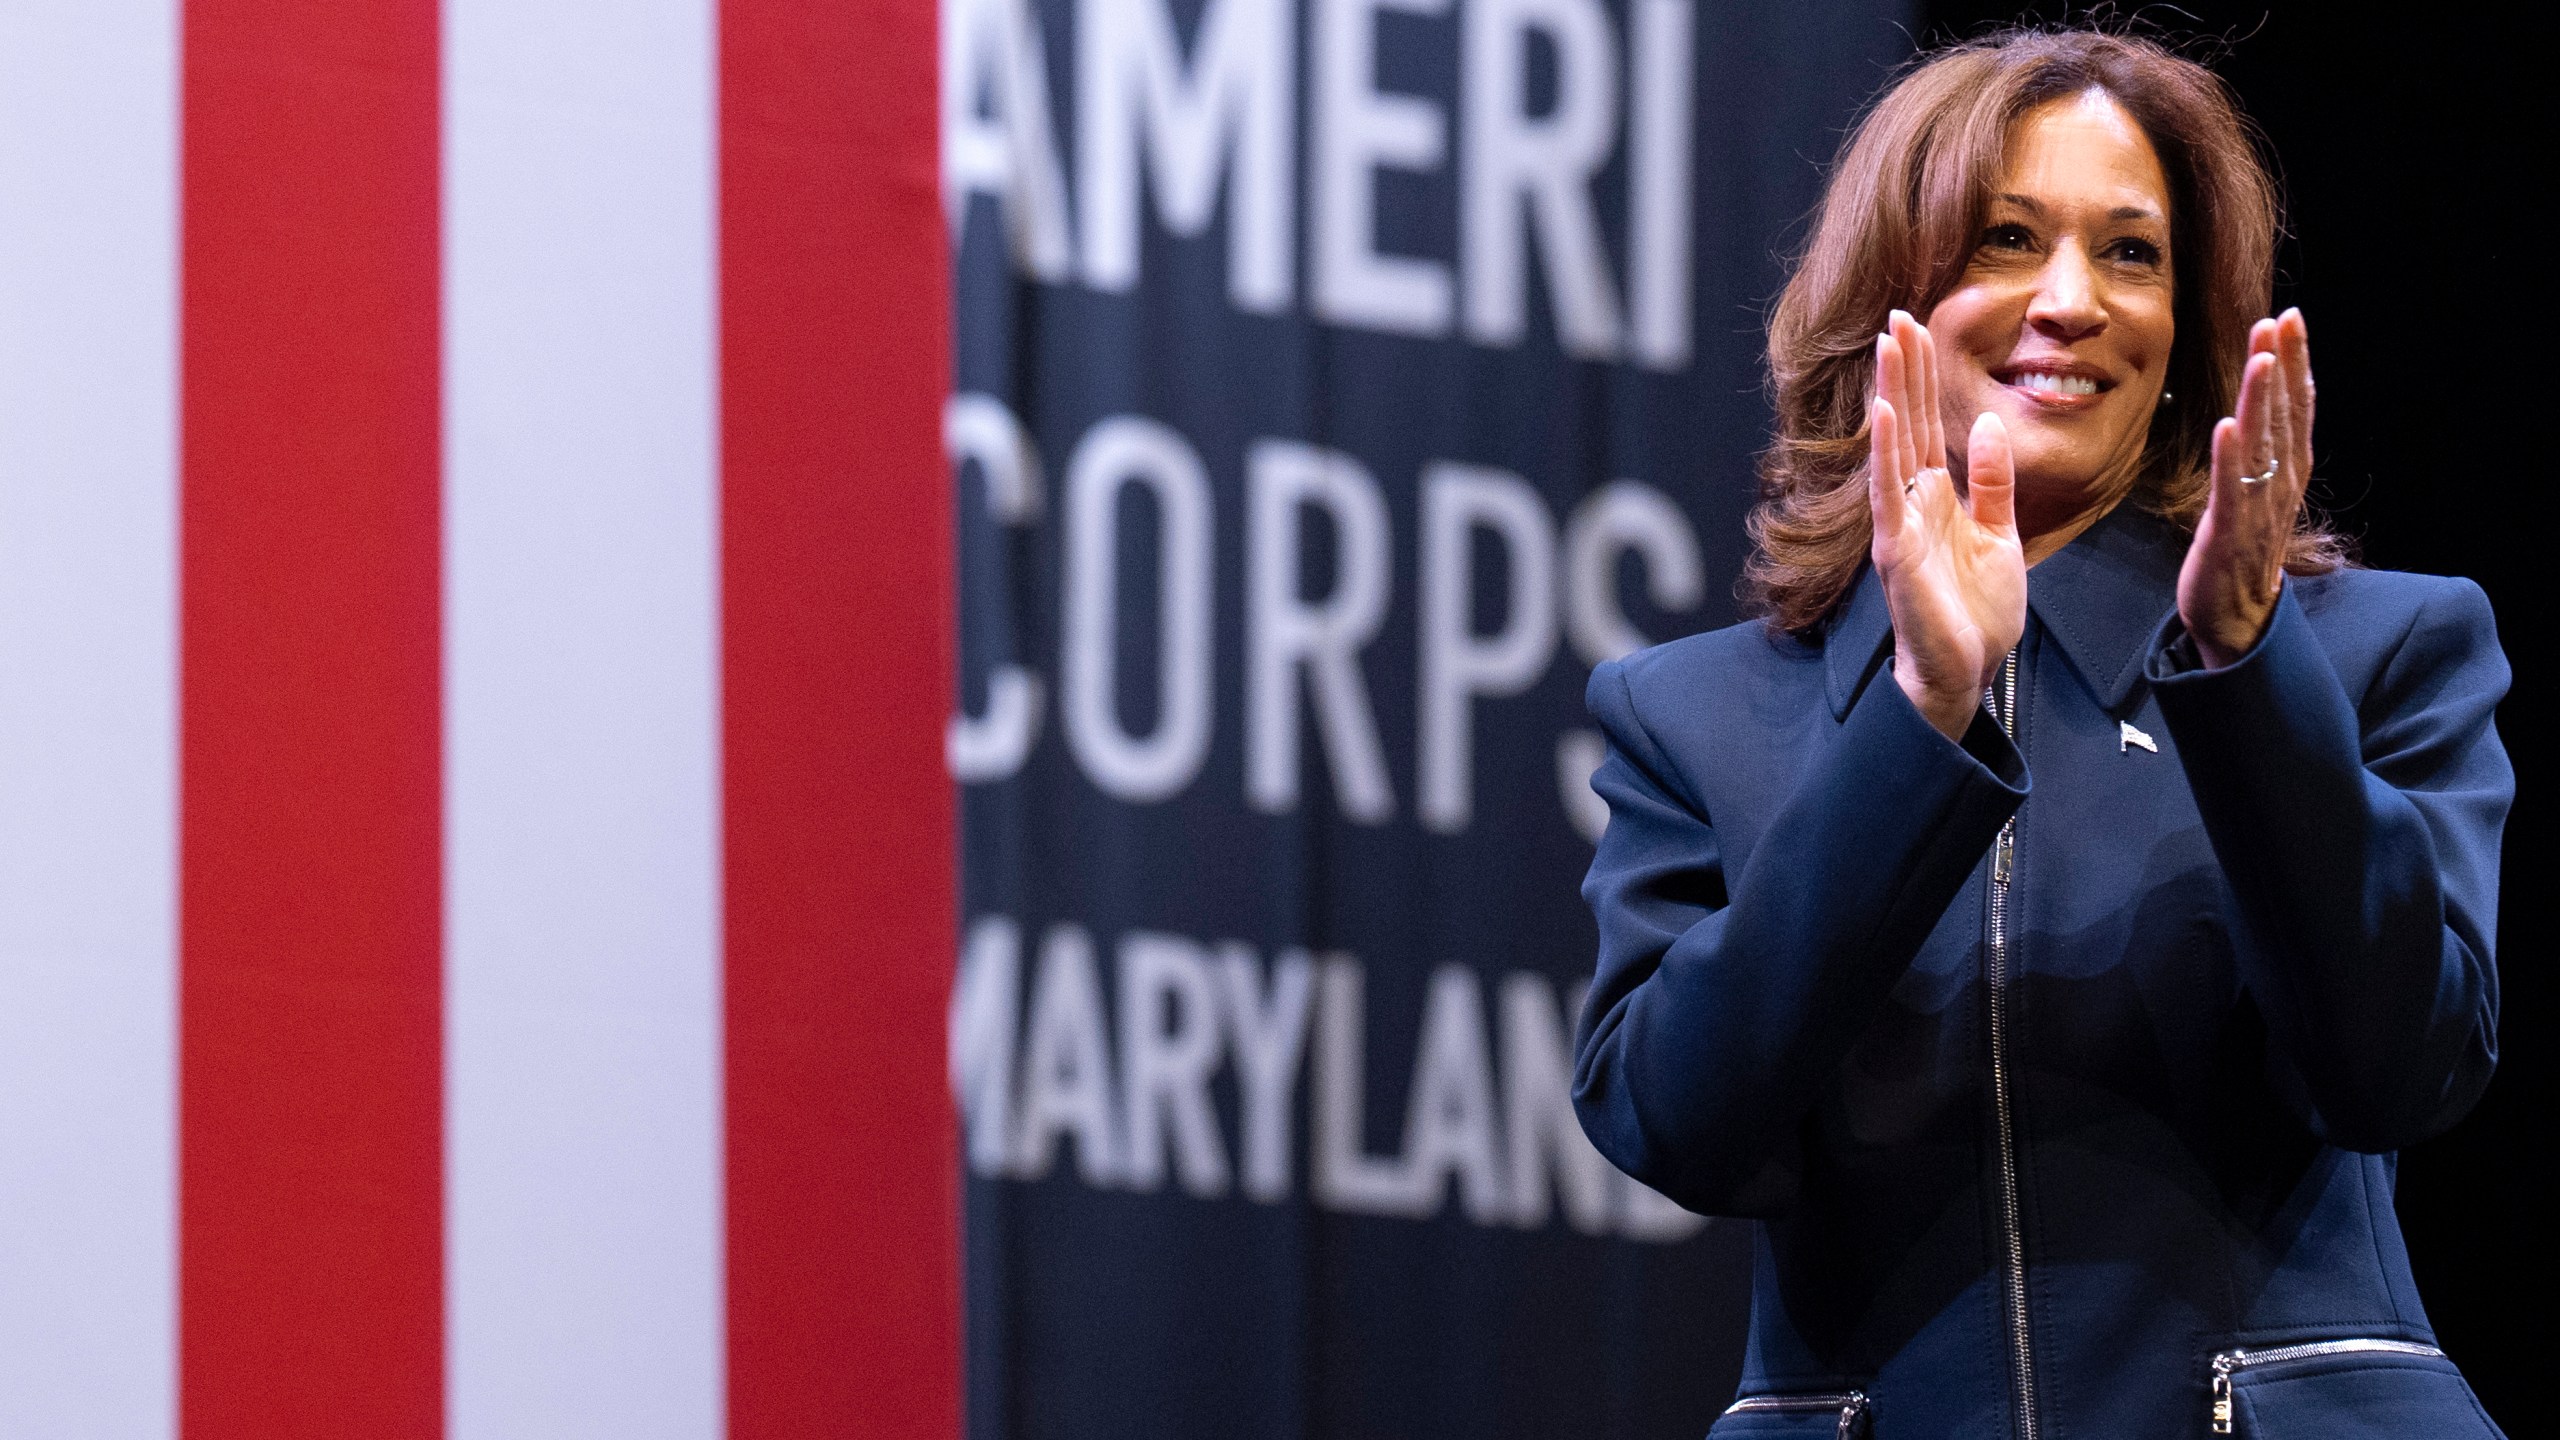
1743, 28, 2350, 634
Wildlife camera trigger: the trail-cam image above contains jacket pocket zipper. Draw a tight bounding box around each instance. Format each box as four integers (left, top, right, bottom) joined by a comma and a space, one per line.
1721, 1389, 1870, 1438
2208, 1338, 2445, 1433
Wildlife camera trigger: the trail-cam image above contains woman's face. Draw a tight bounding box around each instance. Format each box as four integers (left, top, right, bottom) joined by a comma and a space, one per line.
1927, 89, 2175, 525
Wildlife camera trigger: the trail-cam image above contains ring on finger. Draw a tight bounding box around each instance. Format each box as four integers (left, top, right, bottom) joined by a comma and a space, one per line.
1906, 466, 1947, 496
2241, 457, 2280, 486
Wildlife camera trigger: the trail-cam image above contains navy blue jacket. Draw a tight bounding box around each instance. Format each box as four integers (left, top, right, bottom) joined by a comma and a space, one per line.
1574, 506, 2511, 1438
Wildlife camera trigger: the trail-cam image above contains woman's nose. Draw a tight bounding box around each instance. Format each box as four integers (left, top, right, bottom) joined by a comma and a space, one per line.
2026, 245, 2107, 337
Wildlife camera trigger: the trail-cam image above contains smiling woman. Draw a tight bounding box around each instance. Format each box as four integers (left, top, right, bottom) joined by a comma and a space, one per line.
1571, 26, 2512, 1440
1746, 30, 2349, 638
1927, 89, 2177, 553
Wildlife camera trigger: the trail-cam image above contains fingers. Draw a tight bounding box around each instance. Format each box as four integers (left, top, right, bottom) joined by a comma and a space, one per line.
2277, 307, 2314, 503
2277, 308, 2312, 412
1874, 311, 1965, 564
1965, 411, 2016, 536
2242, 316, 2288, 482
1889, 310, 1944, 469
1869, 397, 1906, 554
2295, 312, 2316, 436
1878, 328, 1922, 479
2262, 340, 2297, 506
2188, 313, 2314, 666
2207, 413, 2245, 527
2235, 349, 2277, 492
2201, 412, 2256, 595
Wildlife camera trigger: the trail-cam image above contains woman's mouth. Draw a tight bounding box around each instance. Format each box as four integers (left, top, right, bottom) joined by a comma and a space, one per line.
1994, 364, 2111, 409
2013, 371, 2099, 396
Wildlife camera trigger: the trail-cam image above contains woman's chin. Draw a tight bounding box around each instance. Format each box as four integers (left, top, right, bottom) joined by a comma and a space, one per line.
1990, 396, 2108, 442
2007, 452, 2122, 506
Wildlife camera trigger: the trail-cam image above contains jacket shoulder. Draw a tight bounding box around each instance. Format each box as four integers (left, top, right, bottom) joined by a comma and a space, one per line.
1586, 617, 1827, 810
2293, 564, 2488, 625
2290, 566, 2506, 704
1607, 615, 1818, 708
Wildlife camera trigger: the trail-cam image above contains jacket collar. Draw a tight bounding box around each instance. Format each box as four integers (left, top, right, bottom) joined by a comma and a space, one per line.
1823, 565, 1895, 719
1824, 502, 2187, 719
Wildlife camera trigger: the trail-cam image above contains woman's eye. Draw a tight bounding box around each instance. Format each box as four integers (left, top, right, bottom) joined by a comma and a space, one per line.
1979, 223, 2034, 251
2107, 238, 2164, 266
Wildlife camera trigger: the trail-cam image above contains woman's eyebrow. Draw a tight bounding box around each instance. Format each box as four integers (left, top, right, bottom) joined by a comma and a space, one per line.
1992, 193, 2164, 225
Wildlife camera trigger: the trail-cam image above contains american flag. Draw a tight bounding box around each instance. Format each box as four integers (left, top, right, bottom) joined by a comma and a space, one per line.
0, 2, 957, 1435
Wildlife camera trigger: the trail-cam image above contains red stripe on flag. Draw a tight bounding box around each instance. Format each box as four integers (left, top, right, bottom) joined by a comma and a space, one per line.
720, 0, 960, 1432
180, 4, 443, 1436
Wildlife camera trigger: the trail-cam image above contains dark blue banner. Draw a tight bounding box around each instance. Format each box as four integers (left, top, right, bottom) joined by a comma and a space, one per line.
945, 1, 1908, 1432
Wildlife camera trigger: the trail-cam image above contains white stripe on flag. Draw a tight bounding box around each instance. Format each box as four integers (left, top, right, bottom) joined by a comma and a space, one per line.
443, 1, 722, 1434
0, 5, 180, 1437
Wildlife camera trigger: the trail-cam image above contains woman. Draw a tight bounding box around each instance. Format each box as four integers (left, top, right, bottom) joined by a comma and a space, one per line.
1572, 29, 2509, 1439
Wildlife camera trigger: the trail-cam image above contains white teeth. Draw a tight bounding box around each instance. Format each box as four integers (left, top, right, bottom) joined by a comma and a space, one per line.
2014, 371, 2099, 396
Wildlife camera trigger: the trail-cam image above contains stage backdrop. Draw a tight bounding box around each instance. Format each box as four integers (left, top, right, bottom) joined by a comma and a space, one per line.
945, 0, 1908, 1433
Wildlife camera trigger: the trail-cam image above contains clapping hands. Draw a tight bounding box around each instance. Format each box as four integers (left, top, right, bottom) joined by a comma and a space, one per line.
1867, 306, 2318, 736
1869, 311, 2028, 740
2178, 309, 2315, 667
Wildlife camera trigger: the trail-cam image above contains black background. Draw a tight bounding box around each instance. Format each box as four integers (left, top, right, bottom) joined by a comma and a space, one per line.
1912, 2, 2546, 1425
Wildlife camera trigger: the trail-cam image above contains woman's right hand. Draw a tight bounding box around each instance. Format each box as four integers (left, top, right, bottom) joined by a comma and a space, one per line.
1868, 311, 2026, 740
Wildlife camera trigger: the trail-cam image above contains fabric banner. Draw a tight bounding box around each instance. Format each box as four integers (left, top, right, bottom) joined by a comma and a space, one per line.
1, 2, 952, 1435
945, 0, 1908, 1432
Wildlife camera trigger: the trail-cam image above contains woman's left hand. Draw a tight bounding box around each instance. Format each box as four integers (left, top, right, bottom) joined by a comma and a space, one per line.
2178, 308, 2315, 667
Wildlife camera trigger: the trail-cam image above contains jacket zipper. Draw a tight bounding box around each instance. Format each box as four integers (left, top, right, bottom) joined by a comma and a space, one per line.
2208, 1339, 2445, 1434
1722, 1390, 1870, 1438
1985, 650, 2037, 1440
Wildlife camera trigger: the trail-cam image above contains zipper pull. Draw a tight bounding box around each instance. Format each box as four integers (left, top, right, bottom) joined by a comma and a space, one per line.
2210, 1353, 2239, 1434
1992, 826, 2014, 884
1837, 1391, 1871, 1440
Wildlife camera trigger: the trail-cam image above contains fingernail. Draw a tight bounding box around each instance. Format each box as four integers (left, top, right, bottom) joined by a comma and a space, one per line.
1890, 308, 1911, 326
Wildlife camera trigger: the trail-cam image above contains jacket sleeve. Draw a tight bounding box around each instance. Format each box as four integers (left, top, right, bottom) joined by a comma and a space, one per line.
1571, 652, 2027, 1215
2146, 577, 2511, 1152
